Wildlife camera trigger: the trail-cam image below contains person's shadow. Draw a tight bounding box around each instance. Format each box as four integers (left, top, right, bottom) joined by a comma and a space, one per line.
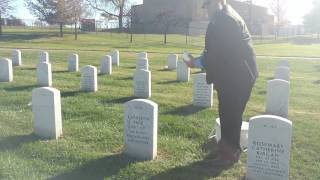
49, 153, 137, 180
149, 139, 244, 180
0, 133, 40, 151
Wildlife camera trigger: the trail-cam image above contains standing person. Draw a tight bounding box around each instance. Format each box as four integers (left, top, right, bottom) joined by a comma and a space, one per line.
185, 0, 258, 166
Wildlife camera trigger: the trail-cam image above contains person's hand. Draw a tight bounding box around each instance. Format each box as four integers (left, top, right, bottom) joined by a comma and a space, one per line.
183, 54, 195, 68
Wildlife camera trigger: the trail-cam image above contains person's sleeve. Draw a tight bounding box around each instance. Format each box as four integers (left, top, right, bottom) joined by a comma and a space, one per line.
193, 54, 204, 69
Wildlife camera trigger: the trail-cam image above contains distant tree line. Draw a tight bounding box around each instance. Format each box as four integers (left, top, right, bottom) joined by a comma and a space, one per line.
304, 0, 320, 39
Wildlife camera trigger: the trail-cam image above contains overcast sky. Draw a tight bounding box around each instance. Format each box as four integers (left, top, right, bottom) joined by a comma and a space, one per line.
13, 0, 313, 25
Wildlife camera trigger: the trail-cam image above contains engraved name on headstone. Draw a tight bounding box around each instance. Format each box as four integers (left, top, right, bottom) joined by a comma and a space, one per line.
247, 115, 292, 180
134, 69, 151, 98
124, 99, 158, 160
193, 73, 213, 107
81, 65, 98, 92
68, 54, 79, 72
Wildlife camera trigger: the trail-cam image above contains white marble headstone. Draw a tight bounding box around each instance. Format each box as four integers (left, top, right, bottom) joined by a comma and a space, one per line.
81, 65, 98, 92
168, 54, 178, 70
40, 51, 49, 63
100, 55, 112, 75
246, 115, 292, 180
68, 54, 79, 72
111, 50, 120, 66
266, 79, 290, 118
193, 73, 213, 108
12, 49, 22, 66
215, 118, 249, 150
136, 58, 149, 71
278, 60, 289, 68
177, 61, 190, 82
134, 69, 151, 98
124, 99, 158, 160
0, 58, 13, 82
32, 87, 62, 139
137, 52, 148, 60
37, 62, 52, 87
274, 67, 290, 81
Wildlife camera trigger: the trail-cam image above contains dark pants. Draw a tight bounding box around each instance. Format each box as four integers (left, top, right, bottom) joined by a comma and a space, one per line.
216, 81, 254, 150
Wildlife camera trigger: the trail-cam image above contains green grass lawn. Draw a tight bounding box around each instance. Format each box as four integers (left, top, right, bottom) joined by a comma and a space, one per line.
1, 28, 320, 58
0, 32, 320, 180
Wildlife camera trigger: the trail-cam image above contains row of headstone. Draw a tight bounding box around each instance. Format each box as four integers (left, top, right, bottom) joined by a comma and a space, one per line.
31, 87, 159, 160
266, 60, 291, 118
136, 52, 149, 71
274, 60, 290, 81
247, 60, 292, 180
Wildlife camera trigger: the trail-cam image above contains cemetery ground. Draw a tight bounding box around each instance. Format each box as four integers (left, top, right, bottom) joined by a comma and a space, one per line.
0, 32, 320, 179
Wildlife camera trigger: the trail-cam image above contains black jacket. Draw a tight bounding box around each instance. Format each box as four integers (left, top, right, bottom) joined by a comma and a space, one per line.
203, 5, 258, 89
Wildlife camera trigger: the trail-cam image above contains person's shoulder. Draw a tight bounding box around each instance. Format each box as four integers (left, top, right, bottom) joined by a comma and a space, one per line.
217, 5, 244, 27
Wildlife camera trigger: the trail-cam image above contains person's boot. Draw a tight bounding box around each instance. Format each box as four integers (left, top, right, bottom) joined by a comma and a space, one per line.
212, 140, 241, 168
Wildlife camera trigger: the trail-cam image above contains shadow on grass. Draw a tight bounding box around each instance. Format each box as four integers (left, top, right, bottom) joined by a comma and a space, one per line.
54, 70, 69, 74
150, 139, 244, 180
157, 80, 178, 85
164, 104, 207, 116
191, 70, 206, 74
313, 80, 320, 85
101, 96, 136, 104
20, 67, 36, 71
4, 85, 37, 92
116, 76, 132, 81
61, 90, 81, 98
127, 66, 136, 69
158, 68, 174, 72
49, 153, 137, 180
0, 133, 40, 151
258, 90, 267, 95
0, 33, 54, 42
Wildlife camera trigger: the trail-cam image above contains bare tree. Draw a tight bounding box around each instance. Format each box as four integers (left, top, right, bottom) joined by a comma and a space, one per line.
304, 0, 320, 40
68, 0, 89, 40
0, 0, 13, 35
86, 0, 131, 32
269, 0, 288, 39
156, 10, 186, 44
